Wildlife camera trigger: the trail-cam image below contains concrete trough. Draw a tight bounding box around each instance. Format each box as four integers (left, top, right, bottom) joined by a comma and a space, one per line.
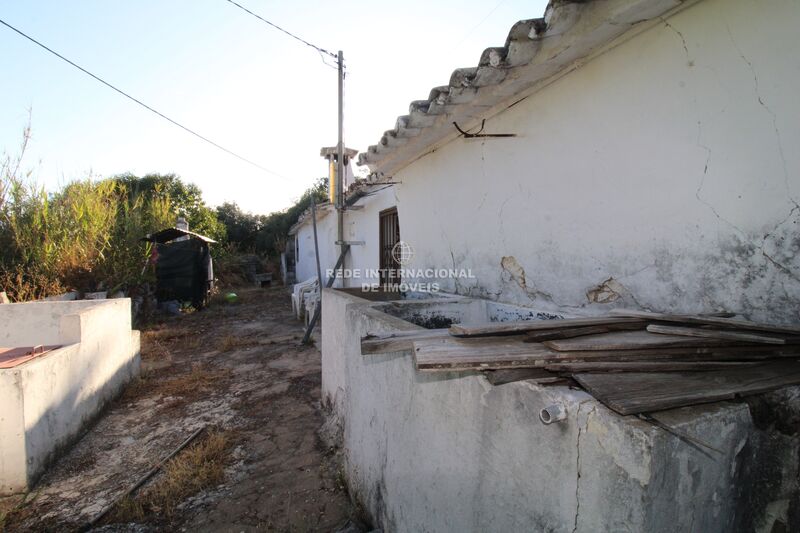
0, 299, 140, 494
321, 288, 800, 532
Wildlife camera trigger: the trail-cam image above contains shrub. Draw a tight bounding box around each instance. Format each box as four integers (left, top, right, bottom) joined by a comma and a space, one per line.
0, 129, 190, 300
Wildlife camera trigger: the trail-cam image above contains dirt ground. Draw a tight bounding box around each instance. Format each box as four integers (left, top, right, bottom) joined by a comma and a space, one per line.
0, 286, 361, 532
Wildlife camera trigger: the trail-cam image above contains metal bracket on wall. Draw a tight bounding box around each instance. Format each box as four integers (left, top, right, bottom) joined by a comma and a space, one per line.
453, 119, 516, 138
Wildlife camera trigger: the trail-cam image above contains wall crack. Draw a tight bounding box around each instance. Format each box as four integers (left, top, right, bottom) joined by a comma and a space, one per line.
662, 18, 693, 66
694, 118, 800, 284
573, 403, 596, 533
725, 24, 798, 209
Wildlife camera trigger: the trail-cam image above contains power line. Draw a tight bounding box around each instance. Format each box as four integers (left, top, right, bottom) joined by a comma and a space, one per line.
224, 0, 339, 64
452, 0, 509, 51
0, 17, 287, 180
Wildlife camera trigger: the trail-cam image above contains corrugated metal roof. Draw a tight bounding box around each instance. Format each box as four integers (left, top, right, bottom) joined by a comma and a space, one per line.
142, 227, 217, 244
358, 0, 686, 177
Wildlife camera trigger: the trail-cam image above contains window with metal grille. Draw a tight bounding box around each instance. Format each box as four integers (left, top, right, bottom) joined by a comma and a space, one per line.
379, 207, 400, 287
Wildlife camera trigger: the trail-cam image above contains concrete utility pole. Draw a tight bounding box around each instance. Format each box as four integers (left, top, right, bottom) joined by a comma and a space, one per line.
336, 50, 346, 286
302, 52, 349, 344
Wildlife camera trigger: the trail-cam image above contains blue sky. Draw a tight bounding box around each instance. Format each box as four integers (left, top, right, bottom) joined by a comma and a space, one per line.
0, 0, 548, 214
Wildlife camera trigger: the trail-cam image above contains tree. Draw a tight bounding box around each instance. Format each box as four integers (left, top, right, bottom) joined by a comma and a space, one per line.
254, 177, 327, 258
216, 202, 262, 251
112, 173, 226, 242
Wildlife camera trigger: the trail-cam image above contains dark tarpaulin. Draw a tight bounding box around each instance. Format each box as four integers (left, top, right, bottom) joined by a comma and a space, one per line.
155, 239, 212, 308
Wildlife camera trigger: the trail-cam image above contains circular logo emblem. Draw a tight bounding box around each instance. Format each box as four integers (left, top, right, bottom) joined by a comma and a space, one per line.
391, 241, 414, 266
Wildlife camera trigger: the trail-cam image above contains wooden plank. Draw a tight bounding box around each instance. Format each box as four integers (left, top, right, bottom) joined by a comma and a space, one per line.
449, 317, 645, 337
413, 337, 557, 371
412, 334, 530, 354
548, 345, 800, 361
573, 360, 800, 415
361, 329, 450, 354
610, 309, 800, 335
646, 324, 787, 345
483, 368, 560, 385
544, 330, 737, 352
544, 361, 763, 373
523, 322, 645, 342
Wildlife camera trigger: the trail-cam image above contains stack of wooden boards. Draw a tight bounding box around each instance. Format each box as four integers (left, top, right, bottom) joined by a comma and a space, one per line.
360, 310, 800, 415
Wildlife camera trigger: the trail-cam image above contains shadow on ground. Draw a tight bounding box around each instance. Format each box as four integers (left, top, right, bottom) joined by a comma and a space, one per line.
1, 286, 360, 532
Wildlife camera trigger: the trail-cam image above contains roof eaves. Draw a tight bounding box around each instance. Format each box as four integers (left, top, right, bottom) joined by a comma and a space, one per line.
288, 202, 333, 236
358, 0, 687, 178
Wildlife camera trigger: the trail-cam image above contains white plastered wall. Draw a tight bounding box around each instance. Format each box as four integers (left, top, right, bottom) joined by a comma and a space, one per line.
294, 185, 399, 288
390, 0, 800, 323
0, 299, 140, 493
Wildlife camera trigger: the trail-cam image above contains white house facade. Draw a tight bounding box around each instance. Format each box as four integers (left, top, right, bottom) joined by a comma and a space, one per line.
358, 0, 800, 324
312, 0, 800, 531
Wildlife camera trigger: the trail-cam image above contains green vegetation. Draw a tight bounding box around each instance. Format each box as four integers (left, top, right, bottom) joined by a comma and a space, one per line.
113, 173, 226, 243
0, 126, 326, 302
0, 133, 175, 300
0, 129, 215, 301
217, 176, 327, 260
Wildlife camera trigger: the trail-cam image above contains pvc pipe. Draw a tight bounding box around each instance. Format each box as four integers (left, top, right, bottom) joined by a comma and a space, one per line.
540, 404, 567, 424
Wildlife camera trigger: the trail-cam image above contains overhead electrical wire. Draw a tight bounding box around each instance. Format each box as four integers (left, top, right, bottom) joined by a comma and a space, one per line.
0, 17, 287, 180
223, 0, 341, 69
451, 0, 509, 51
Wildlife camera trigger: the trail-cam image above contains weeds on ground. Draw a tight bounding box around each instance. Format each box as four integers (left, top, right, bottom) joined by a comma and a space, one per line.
106, 430, 232, 523
120, 364, 230, 403
158, 364, 230, 398
141, 337, 171, 361
216, 334, 260, 352
0, 491, 40, 532
141, 328, 201, 361
119, 368, 157, 402
142, 327, 192, 344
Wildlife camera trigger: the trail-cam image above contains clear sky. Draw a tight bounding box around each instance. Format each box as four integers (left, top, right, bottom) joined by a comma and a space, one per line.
0, 0, 548, 214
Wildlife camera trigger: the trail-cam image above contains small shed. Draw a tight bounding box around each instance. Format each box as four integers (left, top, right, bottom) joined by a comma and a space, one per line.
142, 227, 216, 309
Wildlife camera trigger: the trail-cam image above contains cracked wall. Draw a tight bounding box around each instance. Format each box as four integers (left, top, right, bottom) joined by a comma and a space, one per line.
393, 0, 800, 323
322, 289, 800, 532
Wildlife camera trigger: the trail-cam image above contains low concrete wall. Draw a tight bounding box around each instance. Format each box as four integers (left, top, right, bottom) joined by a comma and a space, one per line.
0, 299, 140, 494
321, 288, 800, 532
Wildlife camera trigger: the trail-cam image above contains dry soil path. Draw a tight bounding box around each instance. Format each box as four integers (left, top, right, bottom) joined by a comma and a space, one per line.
1, 287, 356, 532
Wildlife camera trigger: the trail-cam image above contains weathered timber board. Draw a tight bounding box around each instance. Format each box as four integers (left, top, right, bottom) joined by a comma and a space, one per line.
412, 334, 530, 353
361, 329, 450, 354
523, 322, 645, 342
573, 360, 800, 415
544, 361, 763, 373
610, 309, 800, 335
646, 324, 787, 345
483, 368, 561, 385
548, 346, 800, 361
544, 330, 740, 352
449, 317, 645, 337
413, 337, 557, 371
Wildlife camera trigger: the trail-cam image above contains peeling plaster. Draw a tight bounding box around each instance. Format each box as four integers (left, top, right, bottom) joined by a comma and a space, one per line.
586, 277, 627, 304
384, 0, 800, 325
500, 255, 562, 305
587, 411, 653, 488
